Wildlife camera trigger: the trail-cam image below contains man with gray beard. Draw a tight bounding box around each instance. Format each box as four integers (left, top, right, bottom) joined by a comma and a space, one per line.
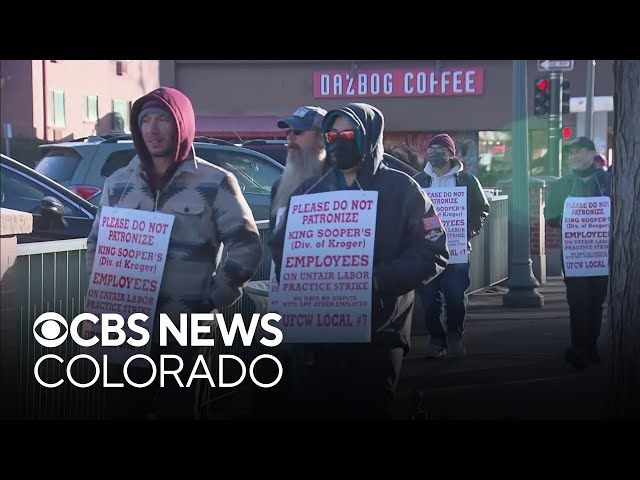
253, 106, 327, 419
269, 106, 328, 232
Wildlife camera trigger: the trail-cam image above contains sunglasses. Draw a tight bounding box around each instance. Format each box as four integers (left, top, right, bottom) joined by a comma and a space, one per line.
285, 128, 306, 136
324, 130, 356, 143
428, 145, 449, 152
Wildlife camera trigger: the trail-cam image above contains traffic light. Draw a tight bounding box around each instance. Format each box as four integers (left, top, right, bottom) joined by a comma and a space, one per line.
561, 79, 570, 114
534, 78, 550, 116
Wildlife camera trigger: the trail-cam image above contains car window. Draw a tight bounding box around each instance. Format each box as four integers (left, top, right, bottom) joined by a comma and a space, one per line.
35, 149, 82, 184
0, 165, 85, 217
220, 151, 282, 194
193, 146, 218, 165
244, 146, 287, 165
101, 149, 137, 178
195, 148, 282, 194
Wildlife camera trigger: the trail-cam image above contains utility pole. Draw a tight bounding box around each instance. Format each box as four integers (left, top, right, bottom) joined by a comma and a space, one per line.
503, 60, 544, 308
585, 60, 596, 139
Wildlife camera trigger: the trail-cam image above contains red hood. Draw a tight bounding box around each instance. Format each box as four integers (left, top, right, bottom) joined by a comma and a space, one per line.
130, 87, 196, 172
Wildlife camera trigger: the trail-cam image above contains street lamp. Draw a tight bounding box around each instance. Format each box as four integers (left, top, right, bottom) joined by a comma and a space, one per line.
503, 60, 544, 308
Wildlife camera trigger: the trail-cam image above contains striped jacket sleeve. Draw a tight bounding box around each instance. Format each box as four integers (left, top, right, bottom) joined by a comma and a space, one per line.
208, 173, 262, 308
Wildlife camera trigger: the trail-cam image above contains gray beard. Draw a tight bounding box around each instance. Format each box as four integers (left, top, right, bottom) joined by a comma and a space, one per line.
272, 147, 326, 217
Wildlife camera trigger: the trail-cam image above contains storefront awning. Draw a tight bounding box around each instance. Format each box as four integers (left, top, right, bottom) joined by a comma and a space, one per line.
195, 115, 283, 139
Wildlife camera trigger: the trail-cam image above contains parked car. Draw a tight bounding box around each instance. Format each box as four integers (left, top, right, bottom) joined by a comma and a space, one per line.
35, 135, 284, 221
1, 153, 98, 243
240, 139, 288, 166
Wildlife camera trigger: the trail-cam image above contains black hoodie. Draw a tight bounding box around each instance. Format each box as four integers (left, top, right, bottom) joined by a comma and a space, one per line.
269, 103, 449, 352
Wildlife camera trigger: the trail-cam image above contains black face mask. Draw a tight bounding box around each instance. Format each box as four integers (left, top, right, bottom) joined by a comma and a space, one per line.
427, 151, 449, 169
328, 138, 361, 170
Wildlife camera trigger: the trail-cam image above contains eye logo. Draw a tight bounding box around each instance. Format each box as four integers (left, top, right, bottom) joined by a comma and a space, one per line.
33, 312, 69, 347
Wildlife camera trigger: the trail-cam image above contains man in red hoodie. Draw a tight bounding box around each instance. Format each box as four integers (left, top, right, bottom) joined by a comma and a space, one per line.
87, 87, 262, 419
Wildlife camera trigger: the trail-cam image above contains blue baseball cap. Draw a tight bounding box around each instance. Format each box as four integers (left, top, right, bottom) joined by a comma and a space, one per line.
567, 136, 596, 151
277, 106, 327, 130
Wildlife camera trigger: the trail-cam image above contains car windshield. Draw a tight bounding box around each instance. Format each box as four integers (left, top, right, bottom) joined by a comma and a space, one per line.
35, 149, 82, 184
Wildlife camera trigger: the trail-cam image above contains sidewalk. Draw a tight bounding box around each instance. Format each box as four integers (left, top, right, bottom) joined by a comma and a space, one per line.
394, 276, 611, 419
207, 277, 611, 420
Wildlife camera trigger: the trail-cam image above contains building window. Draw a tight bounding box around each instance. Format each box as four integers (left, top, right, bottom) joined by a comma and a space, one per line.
83, 95, 99, 122
111, 99, 131, 133
116, 61, 128, 76
47, 90, 65, 127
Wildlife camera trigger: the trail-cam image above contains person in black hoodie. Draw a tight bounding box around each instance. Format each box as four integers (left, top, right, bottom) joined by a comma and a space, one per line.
269, 103, 449, 419
545, 137, 612, 369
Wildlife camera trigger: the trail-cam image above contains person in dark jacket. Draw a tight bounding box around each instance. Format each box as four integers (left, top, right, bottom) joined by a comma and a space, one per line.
413, 133, 490, 358
269, 103, 449, 419
545, 136, 612, 369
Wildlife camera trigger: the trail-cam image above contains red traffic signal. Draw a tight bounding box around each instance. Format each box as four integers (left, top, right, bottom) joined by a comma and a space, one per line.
534, 78, 551, 116
562, 126, 572, 140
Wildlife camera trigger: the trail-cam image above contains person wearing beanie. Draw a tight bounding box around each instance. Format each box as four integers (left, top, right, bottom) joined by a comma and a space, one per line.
413, 133, 490, 359
428, 133, 457, 158
86, 87, 262, 419
137, 99, 170, 126
545, 136, 612, 370
269, 103, 449, 419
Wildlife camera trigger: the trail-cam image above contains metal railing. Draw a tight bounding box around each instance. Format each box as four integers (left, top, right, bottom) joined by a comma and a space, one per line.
14, 238, 98, 419
469, 195, 509, 293
13, 222, 271, 419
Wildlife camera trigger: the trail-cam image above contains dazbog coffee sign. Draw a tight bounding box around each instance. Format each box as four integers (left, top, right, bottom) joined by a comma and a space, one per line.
313, 68, 484, 98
